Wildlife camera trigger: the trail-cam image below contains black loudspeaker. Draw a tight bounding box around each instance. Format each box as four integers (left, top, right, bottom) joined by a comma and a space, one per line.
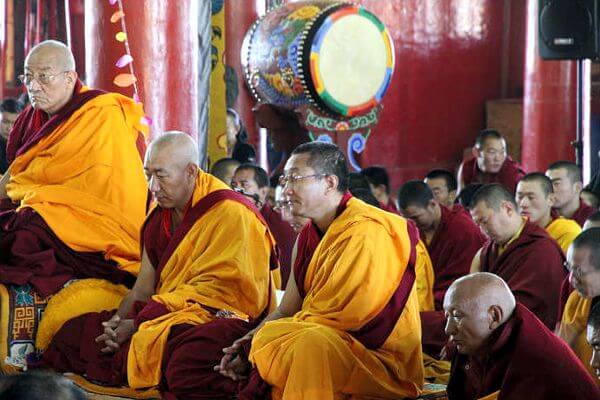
539, 0, 597, 60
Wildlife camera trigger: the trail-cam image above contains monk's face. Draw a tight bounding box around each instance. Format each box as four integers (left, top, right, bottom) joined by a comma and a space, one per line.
475, 138, 506, 174
425, 177, 455, 207
587, 324, 600, 379
401, 202, 438, 232
546, 168, 581, 209
144, 147, 196, 210
567, 246, 600, 298
471, 201, 515, 245
281, 153, 331, 219
231, 168, 268, 206
0, 111, 18, 140
23, 49, 76, 115
516, 181, 553, 226
444, 287, 495, 356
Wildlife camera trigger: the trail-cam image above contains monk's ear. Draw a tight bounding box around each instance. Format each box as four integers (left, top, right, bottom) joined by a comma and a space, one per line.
547, 192, 556, 208
488, 305, 503, 330
448, 190, 457, 204
185, 163, 197, 179
324, 174, 339, 193
472, 146, 481, 158
65, 70, 77, 86
574, 181, 583, 194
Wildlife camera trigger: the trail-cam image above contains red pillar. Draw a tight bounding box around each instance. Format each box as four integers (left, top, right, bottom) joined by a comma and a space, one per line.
84, 0, 199, 140
522, 0, 577, 172
225, 0, 259, 146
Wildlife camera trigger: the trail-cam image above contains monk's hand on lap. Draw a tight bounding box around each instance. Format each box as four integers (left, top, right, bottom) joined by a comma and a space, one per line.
114, 318, 135, 345
215, 332, 255, 380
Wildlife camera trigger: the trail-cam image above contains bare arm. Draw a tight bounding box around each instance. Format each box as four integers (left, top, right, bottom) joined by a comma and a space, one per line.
470, 247, 482, 273
114, 248, 156, 319
0, 171, 10, 199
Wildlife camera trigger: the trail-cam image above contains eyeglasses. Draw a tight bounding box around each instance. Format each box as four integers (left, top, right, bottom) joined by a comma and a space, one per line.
279, 173, 327, 187
17, 71, 67, 86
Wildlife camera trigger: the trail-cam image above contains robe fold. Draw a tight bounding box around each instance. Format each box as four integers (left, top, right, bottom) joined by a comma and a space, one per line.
420, 205, 486, 359
447, 304, 600, 400
460, 156, 525, 194
545, 214, 581, 254
244, 195, 424, 400
41, 171, 277, 398
556, 290, 599, 381
570, 199, 597, 227
480, 220, 566, 330
261, 203, 296, 288
1, 81, 149, 285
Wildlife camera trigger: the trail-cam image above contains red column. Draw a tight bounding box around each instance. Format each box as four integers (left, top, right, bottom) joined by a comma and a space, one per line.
225, 0, 259, 146
522, 0, 577, 172
84, 0, 199, 140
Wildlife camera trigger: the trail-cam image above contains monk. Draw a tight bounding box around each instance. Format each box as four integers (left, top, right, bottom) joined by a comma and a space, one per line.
0, 40, 148, 291
425, 169, 458, 208
584, 211, 600, 231
232, 163, 296, 287
457, 129, 525, 194
588, 302, 600, 379
516, 172, 581, 254
470, 184, 566, 330
0, 98, 24, 173
360, 165, 399, 213
556, 228, 600, 381
398, 180, 486, 374
40, 132, 278, 399
210, 157, 240, 185
547, 161, 597, 226
445, 273, 600, 399
217, 142, 424, 400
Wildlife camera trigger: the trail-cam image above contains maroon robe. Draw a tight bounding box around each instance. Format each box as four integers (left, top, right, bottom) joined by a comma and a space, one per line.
260, 203, 296, 287
480, 220, 566, 330
447, 304, 600, 400
460, 156, 525, 194
570, 199, 597, 227
420, 205, 487, 356
0, 81, 137, 297
380, 198, 399, 214
40, 190, 274, 399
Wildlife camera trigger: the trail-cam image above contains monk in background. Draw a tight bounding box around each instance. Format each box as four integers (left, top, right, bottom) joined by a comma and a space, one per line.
232, 163, 296, 287
470, 184, 565, 330
457, 129, 525, 194
444, 273, 599, 399
398, 180, 485, 381
516, 172, 581, 254
360, 165, 399, 213
547, 161, 597, 227
210, 157, 240, 185
424, 169, 458, 209
40, 133, 278, 399
556, 228, 600, 381
217, 142, 424, 400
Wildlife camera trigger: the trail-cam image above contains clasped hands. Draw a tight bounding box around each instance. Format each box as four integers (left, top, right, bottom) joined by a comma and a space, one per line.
94, 314, 135, 354
214, 331, 254, 381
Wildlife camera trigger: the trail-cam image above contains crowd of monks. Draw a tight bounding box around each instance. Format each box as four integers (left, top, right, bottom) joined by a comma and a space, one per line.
1, 39, 600, 400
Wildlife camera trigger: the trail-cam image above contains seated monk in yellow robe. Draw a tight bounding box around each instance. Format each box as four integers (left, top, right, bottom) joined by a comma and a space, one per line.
217, 142, 424, 400
0, 40, 147, 289
38, 133, 278, 399
516, 173, 581, 254
556, 228, 600, 382
445, 273, 600, 400
0, 40, 148, 370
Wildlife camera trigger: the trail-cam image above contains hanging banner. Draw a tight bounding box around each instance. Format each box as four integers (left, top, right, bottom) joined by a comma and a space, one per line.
208, 0, 227, 166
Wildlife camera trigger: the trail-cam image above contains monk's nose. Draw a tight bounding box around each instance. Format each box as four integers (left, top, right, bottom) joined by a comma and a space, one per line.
148, 176, 160, 193
444, 318, 456, 336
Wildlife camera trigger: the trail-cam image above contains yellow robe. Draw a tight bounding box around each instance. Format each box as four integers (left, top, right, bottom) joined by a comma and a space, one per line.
557, 290, 596, 381
545, 217, 581, 255
415, 240, 435, 312
127, 171, 277, 388
6, 92, 148, 274
249, 198, 424, 400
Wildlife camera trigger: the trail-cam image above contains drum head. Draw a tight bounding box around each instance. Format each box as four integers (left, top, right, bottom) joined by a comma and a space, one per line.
308, 6, 394, 116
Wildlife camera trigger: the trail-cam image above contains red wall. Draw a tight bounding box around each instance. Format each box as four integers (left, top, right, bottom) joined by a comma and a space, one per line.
356, 0, 514, 190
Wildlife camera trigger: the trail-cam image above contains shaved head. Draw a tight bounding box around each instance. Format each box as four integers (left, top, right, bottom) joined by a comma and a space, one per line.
444, 273, 516, 355
144, 131, 199, 211
26, 40, 75, 71
147, 131, 199, 167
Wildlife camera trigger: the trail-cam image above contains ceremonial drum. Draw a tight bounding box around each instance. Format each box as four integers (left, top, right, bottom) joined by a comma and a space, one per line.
242, 1, 394, 117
